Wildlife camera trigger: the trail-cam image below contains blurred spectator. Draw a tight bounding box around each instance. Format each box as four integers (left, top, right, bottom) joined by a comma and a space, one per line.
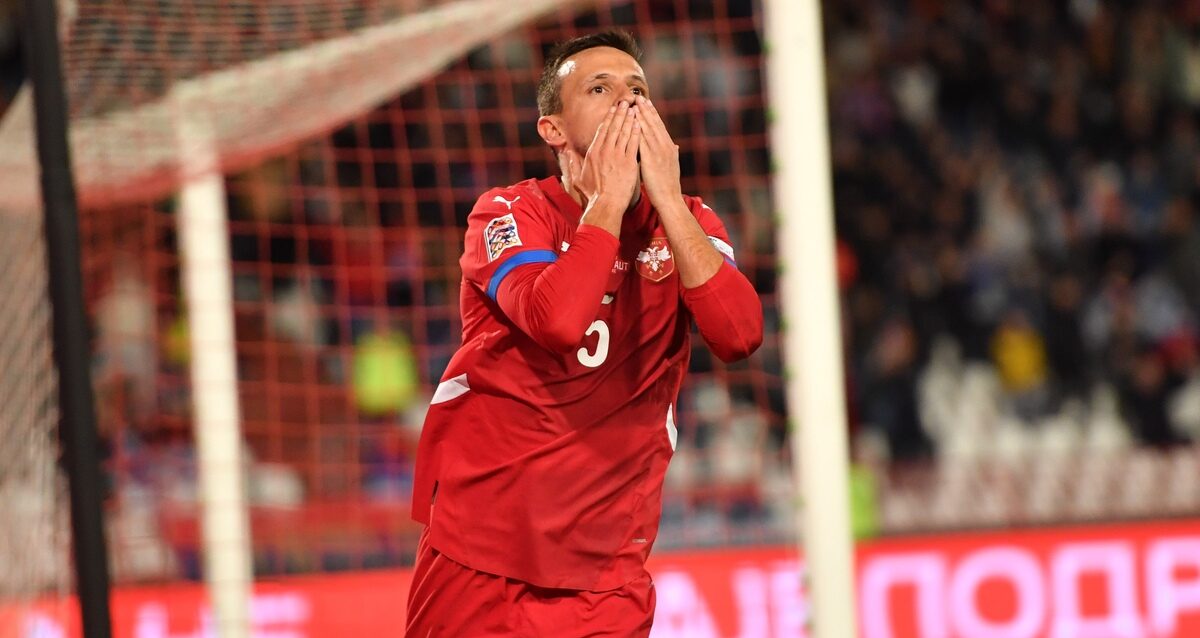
1163, 199, 1200, 309
1119, 345, 1190, 447
991, 308, 1051, 420
1044, 272, 1089, 403
94, 252, 157, 426
362, 428, 417, 502
353, 325, 420, 418
862, 317, 932, 461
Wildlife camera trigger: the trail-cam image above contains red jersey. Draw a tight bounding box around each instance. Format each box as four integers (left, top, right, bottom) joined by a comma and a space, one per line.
412, 176, 762, 591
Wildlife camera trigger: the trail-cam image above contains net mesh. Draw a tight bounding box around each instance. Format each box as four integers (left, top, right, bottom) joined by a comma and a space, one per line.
0, 208, 71, 634
0, 0, 586, 211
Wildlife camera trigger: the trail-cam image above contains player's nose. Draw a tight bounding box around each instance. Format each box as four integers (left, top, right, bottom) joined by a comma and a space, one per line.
613, 87, 638, 106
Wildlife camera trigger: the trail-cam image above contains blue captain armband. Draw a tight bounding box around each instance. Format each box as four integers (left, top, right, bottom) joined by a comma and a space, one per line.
486, 249, 558, 300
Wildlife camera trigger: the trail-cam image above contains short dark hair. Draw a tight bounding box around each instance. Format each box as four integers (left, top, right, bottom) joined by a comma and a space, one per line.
537, 30, 643, 117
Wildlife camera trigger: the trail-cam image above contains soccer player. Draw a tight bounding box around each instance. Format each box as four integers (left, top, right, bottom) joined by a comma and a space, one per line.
406, 30, 763, 636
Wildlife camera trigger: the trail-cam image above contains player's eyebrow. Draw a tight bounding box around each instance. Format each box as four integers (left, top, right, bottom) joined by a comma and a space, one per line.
586, 72, 649, 85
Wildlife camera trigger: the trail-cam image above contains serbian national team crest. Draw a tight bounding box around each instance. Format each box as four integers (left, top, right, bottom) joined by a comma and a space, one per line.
636, 237, 675, 282
484, 213, 522, 262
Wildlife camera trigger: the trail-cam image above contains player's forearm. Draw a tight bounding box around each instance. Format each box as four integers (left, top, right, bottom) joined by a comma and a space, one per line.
497, 225, 618, 352
682, 261, 763, 362
655, 198, 723, 288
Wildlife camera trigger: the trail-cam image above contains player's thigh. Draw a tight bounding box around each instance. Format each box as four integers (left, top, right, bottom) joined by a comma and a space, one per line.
405, 531, 515, 637
516, 572, 656, 638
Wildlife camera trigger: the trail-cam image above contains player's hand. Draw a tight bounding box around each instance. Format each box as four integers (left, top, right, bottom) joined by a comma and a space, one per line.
634, 95, 683, 209
564, 100, 641, 212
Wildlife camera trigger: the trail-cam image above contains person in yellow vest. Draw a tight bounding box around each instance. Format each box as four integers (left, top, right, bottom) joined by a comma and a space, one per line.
353, 325, 420, 417
991, 308, 1050, 420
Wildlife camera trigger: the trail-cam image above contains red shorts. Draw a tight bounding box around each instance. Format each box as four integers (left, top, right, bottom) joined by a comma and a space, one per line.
405, 529, 656, 637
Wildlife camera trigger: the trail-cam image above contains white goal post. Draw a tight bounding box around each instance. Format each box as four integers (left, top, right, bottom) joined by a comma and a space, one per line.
763, 0, 860, 636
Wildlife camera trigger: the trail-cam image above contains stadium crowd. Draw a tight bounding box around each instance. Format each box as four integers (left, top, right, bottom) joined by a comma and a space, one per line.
825, 0, 1200, 457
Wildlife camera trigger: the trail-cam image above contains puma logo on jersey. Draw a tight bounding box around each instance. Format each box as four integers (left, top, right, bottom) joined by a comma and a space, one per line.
492, 195, 521, 210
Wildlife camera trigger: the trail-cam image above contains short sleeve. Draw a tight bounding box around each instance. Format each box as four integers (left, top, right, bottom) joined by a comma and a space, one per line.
687, 196, 738, 267
461, 187, 562, 300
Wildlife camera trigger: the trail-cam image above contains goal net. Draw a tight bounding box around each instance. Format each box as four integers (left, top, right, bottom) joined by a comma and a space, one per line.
0, 210, 72, 637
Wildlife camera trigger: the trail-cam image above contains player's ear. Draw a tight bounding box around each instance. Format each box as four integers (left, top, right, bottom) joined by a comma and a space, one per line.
537, 115, 567, 153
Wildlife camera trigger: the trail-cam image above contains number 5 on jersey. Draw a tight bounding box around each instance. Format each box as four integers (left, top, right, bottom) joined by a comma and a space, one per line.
577, 320, 610, 368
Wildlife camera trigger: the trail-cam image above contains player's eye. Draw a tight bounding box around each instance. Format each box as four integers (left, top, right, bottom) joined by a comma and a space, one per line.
631, 87, 644, 95
590, 85, 605, 94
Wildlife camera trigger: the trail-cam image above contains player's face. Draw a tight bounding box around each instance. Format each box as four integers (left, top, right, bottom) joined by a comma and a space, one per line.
550, 46, 651, 157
